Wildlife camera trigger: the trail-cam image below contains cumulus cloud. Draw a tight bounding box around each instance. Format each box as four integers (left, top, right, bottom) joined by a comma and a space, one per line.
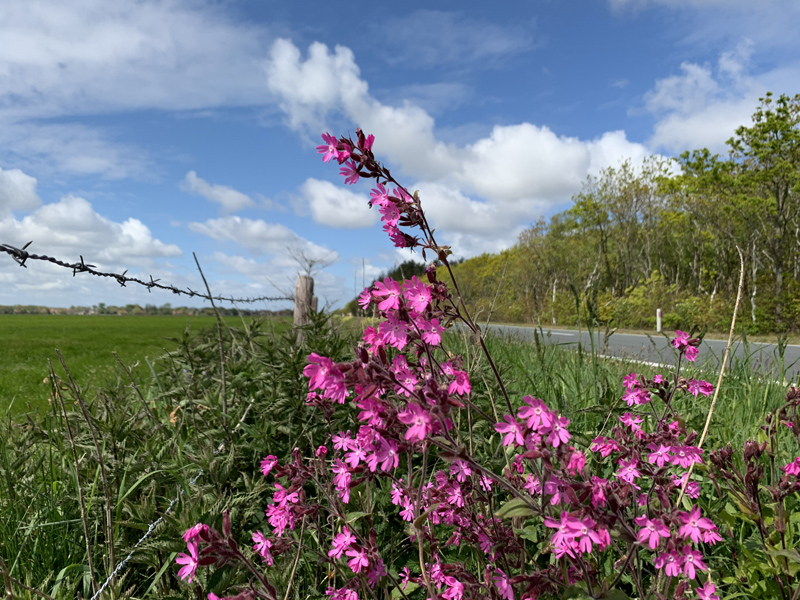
188, 216, 337, 262
642, 41, 767, 153
181, 171, 255, 212
0, 195, 181, 267
0, 193, 184, 305
0, 167, 41, 214
298, 178, 376, 228
264, 38, 651, 254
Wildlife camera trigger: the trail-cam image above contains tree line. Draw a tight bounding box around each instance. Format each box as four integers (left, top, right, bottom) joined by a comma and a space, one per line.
441, 93, 800, 334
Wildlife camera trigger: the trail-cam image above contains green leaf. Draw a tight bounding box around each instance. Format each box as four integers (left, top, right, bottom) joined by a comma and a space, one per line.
392, 582, 419, 598
345, 511, 369, 524
600, 591, 631, 600
516, 525, 539, 543
562, 583, 591, 599
495, 497, 536, 519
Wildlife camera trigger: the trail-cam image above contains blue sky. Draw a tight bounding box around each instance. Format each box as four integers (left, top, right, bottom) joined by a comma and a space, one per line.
0, 0, 797, 309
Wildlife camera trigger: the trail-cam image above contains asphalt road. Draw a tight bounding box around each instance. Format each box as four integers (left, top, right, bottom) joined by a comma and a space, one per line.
483, 324, 800, 382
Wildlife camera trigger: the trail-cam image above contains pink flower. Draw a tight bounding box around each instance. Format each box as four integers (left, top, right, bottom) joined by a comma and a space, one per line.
678, 505, 717, 544
346, 547, 369, 574
695, 581, 720, 600
623, 372, 639, 390
379, 314, 408, 349
182, 523, 207, 542
419, 318, 444, 345
448, 370, 471, 396
685, 346, 699, 362
565, 516, 604, 553
673, 330, 690, 349
317, 132, 340, 163
634, 516, 670, 550
273, 483, 299, 507
615, 458, 641, 487
329, 527, 356, 559
567, 449, 586, 474
493, 568, 514, 600
653, 374, 665, 384
357, 288, 372, 309
369, 183, 389, 207
518, 397, 554, 431
326, 588, 359, 600
367, 559, 386, 588
546, 416, 571, 448
688, 379, 714, 396
783, 457, 800, 476
680, 546, 708, 579
442, 576, 464, 600
404, 276, 432, 312
332, 431, 356, 451
316, 445, 328, 457
339, 160, 360, 185
671, 445, 703, 468
252, 530, 274, 565
544, 512, 578, 558
673, 473, 701, 498
398, 403, 432, 442
495, 414, 525, 447
379, 202, 400, 226
260, 455, 278, 476
176, 541, 199, 583
368, 437, 399, 472
654, 550, 682, 577
590, 476, 608, 508
590, 436, 620, 457
372, 278, 402, 311
619, 412, 644, 432
450, 459, 472, 482
647, 444, 671, 467
624, 387, 651, 406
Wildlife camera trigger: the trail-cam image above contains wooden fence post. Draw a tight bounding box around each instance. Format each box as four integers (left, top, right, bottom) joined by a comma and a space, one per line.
294, 275, 314, 343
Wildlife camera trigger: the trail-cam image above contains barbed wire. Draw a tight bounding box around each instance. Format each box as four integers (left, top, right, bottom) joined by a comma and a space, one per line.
1, 241, 292, 304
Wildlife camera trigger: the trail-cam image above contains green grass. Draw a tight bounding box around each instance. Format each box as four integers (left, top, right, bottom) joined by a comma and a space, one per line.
0, 314, 288, 416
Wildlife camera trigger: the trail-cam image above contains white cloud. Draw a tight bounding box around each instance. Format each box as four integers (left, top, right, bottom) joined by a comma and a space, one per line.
0, 193, 185, 305
642, 42, 767, 153
0, 0, 272, 119
0, 195, 181, 267
298, 178, 377, 228
264, 38, 651, 254
0, 167, 41, 214
188, 216, 337, 262
0, 0, 274, 180
181, 171, 255, 212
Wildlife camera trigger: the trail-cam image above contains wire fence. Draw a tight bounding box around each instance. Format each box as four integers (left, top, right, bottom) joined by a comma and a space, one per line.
0, 241, 292, 304
0, 240, 301, 598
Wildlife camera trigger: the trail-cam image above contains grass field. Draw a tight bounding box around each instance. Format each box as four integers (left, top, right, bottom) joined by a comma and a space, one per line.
0, 314, 283, 415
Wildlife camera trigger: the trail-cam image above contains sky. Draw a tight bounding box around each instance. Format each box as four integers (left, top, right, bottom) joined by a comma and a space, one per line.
0, 0, 798, 310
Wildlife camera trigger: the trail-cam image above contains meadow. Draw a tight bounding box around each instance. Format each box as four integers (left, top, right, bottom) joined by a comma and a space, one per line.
0, 312, 793, 599
0, 315, 282, 415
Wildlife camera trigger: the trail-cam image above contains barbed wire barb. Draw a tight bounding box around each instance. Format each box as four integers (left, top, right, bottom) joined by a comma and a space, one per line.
1, 241, 293, 304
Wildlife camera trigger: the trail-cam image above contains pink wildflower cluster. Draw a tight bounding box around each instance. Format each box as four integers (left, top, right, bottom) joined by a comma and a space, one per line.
673, 330, 701, 362
175, 130, 800, 600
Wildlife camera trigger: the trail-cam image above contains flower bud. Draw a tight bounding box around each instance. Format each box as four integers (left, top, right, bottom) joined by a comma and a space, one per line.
222, 509, 231, 537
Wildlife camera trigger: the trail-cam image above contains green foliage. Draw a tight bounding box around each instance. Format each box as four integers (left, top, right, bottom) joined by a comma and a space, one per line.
441, 93, 800, 334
